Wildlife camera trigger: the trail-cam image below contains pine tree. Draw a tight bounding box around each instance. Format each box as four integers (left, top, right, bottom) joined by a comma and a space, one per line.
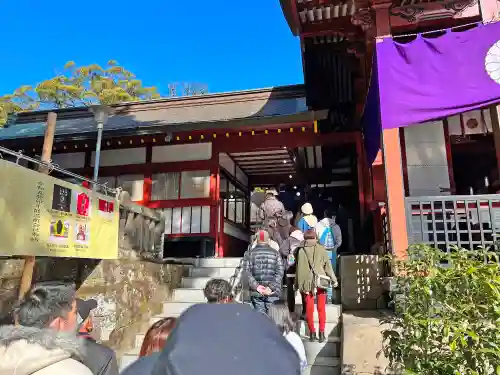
0, 60, 207, 126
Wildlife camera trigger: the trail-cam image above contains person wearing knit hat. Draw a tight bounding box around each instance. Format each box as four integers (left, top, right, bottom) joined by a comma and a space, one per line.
121, 303, 301, 375
297, 202, 318, 232
243, 229, 284, 315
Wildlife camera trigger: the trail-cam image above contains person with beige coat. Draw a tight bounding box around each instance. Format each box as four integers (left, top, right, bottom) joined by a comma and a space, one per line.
0, 282, 93, 375
0, 324, 92, 375
295, 230, 338, 343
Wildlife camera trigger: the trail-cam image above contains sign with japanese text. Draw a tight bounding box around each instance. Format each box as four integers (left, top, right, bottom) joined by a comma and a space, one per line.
0, 160, 119, 259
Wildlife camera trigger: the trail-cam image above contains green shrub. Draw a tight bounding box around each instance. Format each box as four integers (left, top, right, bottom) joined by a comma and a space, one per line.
381, 245, 500, 375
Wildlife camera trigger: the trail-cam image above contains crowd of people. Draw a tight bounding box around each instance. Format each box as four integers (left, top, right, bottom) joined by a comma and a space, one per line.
249, 189, 341, 341
0, 189, 341, 375
0, 278, 309, 375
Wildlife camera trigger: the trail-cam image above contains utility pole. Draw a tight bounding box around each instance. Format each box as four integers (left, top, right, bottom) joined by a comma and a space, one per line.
18, 112, 57, 300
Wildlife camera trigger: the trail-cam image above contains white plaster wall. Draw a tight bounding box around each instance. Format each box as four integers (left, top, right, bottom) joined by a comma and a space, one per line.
235, 165, 248, 187
152, 143, 212, 163
116, 174, 144, 201
448, 108, 493, 136
223, 221, 250, 242
52, 152, 86, 169
219, 152, 235, 174
404, 121, 450, 197
220, 153, 248, 188
91, 148, 146, 167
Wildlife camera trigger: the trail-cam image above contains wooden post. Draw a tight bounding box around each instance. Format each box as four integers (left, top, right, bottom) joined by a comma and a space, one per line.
373, 3, 409, 259
18, 112, 57, 300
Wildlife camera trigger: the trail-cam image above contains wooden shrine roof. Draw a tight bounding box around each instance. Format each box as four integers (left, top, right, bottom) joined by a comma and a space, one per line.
0, 85, 327, 142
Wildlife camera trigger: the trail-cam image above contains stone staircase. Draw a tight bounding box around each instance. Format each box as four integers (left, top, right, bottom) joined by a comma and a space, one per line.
119, 257, 342, 375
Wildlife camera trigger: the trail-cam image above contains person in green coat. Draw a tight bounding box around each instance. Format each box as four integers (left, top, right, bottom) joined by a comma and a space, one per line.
295, 229, 338, 343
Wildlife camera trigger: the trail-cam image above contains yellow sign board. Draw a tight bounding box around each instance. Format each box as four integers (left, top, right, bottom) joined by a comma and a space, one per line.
0, 160, 119, 259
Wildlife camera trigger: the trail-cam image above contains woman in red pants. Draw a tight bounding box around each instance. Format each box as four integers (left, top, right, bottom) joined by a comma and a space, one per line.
295, 229, 338, 342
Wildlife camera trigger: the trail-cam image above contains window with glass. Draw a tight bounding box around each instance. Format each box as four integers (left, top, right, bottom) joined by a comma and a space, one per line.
116, 174, 144, 201
220, 174, 249, 227
151, 172, 180, 200
151, 170, 211, 201
163, 206, 210, 234
180, 170, 211, 199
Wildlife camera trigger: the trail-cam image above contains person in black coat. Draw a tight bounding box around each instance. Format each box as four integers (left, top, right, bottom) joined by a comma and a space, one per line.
243, 230, 284, 314
76, 298, 119, 375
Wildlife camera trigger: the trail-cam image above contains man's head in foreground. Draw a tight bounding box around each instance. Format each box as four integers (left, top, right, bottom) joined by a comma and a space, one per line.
203, 278, 233, 303
14, 281, 78, 332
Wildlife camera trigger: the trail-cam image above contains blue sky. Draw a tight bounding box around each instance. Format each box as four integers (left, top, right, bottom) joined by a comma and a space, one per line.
0, 0, 303, 96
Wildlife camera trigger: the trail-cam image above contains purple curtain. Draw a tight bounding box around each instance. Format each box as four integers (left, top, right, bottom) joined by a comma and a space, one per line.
377, 22, 500, 130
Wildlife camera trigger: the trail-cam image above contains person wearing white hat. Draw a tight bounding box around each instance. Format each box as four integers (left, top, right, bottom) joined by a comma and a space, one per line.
297, 202, 318, 232
259, 188, 285, 222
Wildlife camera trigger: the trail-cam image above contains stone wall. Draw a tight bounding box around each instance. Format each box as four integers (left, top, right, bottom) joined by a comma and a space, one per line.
341, 310, 391, 375
340, 255, 389, 310
0, 256, 185, 355
0, 258, 24, 322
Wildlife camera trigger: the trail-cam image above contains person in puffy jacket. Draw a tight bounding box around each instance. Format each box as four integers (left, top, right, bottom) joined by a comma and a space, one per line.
0, 282, 93, 375
243, 229, 284, 314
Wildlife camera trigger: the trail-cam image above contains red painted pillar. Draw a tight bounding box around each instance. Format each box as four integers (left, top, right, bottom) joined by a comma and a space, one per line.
209, 147, 223, 257
374, 2, 409, 259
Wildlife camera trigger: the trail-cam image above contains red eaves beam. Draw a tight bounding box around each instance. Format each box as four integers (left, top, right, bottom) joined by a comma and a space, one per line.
214, 130, 358, 154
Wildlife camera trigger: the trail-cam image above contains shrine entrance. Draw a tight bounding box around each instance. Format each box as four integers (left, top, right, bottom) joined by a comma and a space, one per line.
213, 126, 367, 258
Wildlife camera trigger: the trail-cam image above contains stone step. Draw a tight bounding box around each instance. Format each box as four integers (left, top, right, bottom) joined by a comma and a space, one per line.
189, 267, 237, 278
293, 304, 342, 322
120, 354, 139, 372
172, 288, 337, 304
121, 342, 341, 373
297, 320, 341, 338
181, 276, 229, 289
160, 301, 199, 317
163, 257, 198, 265
303, 358, 341, 375
173, 288, 206, 302
135, 333, 145, 349
194, 257, 243, 268
302, 338, 341, 362
126, 345, 141, 356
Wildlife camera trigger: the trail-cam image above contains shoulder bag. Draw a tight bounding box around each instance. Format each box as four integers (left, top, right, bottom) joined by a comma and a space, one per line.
300, 245, 331, 292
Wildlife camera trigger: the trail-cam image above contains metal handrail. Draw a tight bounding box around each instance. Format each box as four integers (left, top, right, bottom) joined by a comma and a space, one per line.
229, 252, 248, 303
0, 145, 117, 195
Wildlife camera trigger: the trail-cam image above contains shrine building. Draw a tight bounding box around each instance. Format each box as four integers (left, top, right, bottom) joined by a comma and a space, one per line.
2, 0, 500, 258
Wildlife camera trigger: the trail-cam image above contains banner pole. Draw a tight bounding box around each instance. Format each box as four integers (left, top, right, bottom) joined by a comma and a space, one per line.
18, 112, 57, 300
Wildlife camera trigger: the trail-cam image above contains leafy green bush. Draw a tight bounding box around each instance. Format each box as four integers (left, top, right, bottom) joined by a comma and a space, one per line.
381, 245, 500, 375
